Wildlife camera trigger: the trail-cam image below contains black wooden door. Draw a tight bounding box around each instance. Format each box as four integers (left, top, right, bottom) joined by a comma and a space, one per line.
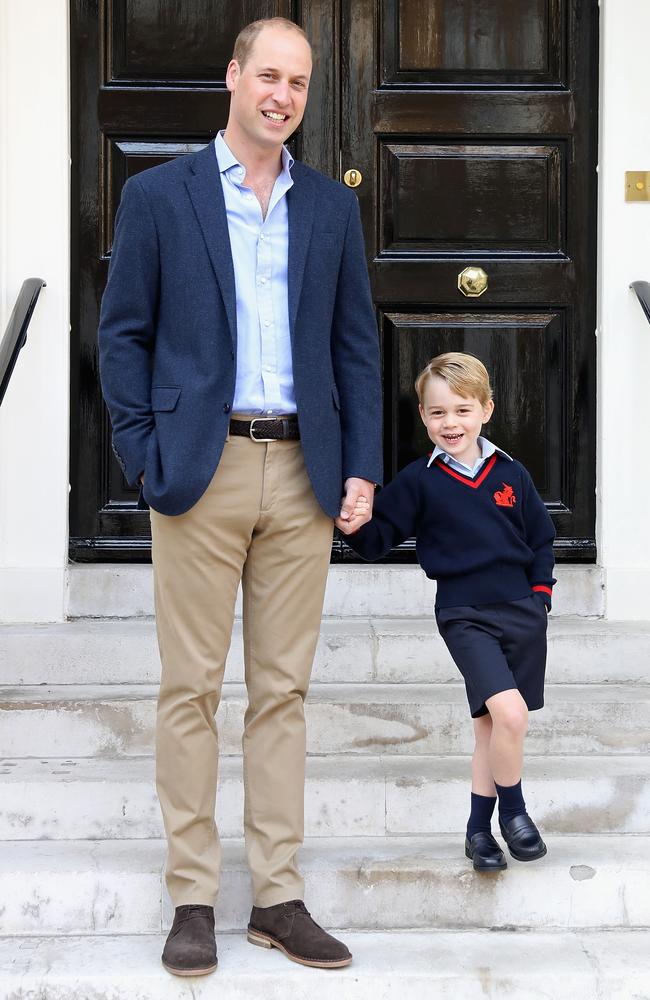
70, 0, 339, 559
70, 0, 598, 561
341, 0, 598, 561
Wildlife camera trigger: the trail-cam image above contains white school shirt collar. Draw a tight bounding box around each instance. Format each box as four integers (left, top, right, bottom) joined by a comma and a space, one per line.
427, 435, 513, 474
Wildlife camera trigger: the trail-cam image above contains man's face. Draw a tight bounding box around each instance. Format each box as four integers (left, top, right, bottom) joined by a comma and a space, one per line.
225, 26, 312, 151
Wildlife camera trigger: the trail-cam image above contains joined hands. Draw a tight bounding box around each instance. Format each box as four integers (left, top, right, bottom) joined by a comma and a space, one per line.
335, 477, 374, 535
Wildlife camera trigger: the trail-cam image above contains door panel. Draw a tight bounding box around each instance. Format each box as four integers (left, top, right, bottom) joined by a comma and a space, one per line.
385, 311, 564, 495
107, 0, 280, 82
385, 0, 565, 85
380, 143, 565, 255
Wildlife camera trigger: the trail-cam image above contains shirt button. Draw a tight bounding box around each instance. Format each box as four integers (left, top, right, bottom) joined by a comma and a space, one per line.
259, 234, 265, 241
223, 403, 231, 414
259, 277, 267, 284
264, 321, 271, 327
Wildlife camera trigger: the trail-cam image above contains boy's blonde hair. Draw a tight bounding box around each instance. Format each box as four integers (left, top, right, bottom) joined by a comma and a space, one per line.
233, 18, 311, 69
415, 352, 493, 407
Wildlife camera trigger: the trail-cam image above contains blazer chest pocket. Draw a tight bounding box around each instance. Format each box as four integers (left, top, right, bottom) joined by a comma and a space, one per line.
151, 385, 181, 412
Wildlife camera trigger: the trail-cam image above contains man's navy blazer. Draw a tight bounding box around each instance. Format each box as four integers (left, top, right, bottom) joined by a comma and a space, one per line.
98, 142, 383, 517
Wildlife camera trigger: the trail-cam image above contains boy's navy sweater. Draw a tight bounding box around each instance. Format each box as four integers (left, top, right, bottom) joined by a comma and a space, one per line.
347, 452, 556, 609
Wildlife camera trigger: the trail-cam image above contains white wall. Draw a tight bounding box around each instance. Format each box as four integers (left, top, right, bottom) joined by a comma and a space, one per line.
598, 0, 650, 619
0, 0, 70, 622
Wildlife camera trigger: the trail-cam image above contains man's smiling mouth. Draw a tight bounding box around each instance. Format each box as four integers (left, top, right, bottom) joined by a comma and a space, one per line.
262, 111, 288, 122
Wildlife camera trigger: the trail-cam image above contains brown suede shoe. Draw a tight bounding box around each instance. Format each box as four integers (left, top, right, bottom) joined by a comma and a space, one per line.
161, 904, 217, 976
247, 899, 352, 968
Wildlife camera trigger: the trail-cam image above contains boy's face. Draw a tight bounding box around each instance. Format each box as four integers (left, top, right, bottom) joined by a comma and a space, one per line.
419, 375, 494, 466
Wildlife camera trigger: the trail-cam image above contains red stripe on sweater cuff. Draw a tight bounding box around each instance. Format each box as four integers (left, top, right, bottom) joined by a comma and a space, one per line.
532, 585, 553, 596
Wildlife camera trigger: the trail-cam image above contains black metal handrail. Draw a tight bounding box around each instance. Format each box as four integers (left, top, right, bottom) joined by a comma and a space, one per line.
0, 278, 46, 407
631, 281, 650, 325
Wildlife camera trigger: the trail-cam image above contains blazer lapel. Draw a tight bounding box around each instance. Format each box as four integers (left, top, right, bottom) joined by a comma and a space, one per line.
287, 165, 315, 337
185, 143, 237, 348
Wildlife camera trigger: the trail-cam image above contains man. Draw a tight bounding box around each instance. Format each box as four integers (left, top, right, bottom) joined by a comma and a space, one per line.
99, 17, 382, 976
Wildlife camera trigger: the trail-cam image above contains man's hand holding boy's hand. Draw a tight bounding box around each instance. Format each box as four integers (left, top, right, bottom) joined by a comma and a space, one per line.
336, 477, 374, 535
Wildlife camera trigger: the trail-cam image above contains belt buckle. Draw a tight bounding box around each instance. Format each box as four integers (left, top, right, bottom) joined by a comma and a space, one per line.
249, 417, 275, 442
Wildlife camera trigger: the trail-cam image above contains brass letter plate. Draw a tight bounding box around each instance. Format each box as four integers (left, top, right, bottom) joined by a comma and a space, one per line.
625, 171, 650, 202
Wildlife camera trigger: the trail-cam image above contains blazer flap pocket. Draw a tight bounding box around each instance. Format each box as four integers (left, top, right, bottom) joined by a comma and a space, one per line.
151, 385, 181, 412
332, 384, 341, 410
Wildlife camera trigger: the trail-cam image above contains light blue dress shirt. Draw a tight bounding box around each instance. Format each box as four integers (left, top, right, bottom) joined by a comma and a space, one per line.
427, 435, 513, 478
214, 131, 296, 414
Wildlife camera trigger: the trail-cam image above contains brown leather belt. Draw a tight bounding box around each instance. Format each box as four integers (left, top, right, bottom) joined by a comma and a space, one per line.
229, 416, 300, 442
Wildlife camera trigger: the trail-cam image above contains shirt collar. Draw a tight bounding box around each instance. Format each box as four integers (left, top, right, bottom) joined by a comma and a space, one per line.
427, 436, 513, 469
214, 130, 294, 180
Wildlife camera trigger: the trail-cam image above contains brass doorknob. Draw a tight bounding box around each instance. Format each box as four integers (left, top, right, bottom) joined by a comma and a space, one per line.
343, 168, 363, 188
458, 266, 488, 298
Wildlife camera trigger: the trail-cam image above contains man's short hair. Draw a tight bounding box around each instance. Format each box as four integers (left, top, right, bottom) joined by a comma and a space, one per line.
415, 352, 493, 407
233, 18, 311, 69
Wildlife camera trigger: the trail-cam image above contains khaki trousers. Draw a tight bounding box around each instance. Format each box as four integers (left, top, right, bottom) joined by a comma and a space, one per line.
150, 432, 333, 907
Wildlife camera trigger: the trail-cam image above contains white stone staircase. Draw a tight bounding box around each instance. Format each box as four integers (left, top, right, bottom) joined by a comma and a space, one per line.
1, 565, 650, 997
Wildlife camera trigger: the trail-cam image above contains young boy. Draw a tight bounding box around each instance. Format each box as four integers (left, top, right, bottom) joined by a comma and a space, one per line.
346, 352, 555, 872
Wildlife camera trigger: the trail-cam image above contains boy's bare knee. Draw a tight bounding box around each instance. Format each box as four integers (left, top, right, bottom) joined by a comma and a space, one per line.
488, 693, 528, 739
501, 706, 528, 740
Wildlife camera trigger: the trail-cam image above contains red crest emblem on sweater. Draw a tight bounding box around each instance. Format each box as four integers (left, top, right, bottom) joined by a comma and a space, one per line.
494, 483, 516, 508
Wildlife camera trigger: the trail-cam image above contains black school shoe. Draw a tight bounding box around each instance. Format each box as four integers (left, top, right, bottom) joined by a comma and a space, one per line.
465, 832, 507, 872
161, 904, 218, 976
499, 814, 547, 862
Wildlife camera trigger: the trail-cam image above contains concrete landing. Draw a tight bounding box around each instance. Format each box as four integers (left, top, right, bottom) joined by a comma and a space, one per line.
2, 930, 649, 1000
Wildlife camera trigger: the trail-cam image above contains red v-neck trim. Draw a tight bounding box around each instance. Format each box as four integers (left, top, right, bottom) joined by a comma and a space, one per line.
434, 453, 498, 489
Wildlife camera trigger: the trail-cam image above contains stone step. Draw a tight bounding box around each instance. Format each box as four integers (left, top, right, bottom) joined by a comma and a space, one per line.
67, 563, 605, 619
2, 755, 650, 840
2, 930, 649, 999
1, 836, 649, 935
1, 683, 649, 758
3, 615, 648, 686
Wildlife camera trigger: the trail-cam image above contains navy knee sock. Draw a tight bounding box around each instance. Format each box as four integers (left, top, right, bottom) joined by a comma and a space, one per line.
495, 780, 526, 825
466, 792, 497, 840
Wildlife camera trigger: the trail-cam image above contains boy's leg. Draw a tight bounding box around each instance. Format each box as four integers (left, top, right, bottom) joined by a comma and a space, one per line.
489, 598, 548, 860
467, 715, 497, 835
484, 688, 528, 788
486, 689, 546, 861
465, 714, 506, 871
436, 604, 545, 863
471, 714, 496, 796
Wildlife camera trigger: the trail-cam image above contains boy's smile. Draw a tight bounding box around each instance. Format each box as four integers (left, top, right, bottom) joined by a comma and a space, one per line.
419, 375, 494, 468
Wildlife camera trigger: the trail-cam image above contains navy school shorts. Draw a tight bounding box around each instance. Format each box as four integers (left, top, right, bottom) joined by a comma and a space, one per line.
435, 594, 548, 719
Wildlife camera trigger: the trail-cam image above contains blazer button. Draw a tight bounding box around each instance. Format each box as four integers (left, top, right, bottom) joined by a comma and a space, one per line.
223, 403, 231, 413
